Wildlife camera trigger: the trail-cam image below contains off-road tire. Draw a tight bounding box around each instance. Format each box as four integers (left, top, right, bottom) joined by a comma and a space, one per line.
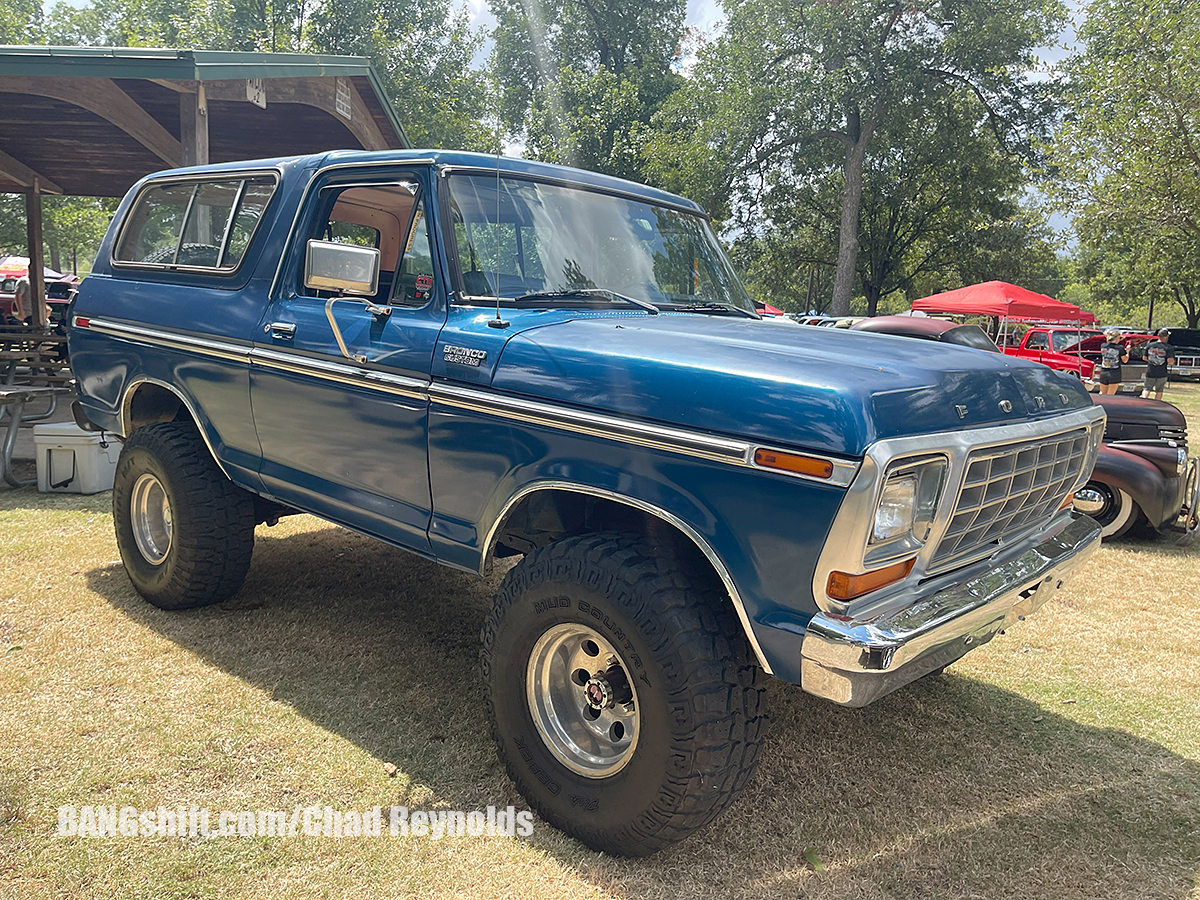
113, 422, 255, 610
481, 531, 767, 856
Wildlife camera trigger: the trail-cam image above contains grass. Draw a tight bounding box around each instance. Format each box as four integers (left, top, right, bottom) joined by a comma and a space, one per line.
0, 383, 1196, 900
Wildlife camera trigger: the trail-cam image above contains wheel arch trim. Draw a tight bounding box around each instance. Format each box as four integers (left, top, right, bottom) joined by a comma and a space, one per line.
482, 480, 773, 674
120, 376, 233, 481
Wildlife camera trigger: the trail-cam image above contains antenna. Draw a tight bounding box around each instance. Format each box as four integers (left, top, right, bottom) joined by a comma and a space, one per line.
488, 70, 510, 330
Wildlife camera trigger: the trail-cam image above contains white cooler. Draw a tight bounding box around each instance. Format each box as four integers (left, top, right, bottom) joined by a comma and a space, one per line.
32, 422, 121, 494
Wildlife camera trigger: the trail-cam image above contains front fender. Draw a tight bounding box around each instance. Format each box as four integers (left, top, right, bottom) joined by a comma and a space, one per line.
426, 404, 849, 684
1088, 446, 1185, 529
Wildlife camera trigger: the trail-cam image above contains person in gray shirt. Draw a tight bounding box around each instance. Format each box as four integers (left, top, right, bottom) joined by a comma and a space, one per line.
1141, 328, 1175, 400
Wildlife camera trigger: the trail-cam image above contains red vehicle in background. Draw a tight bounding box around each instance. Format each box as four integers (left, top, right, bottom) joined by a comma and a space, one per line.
0, 257, 79, 322
1001, 325, 1102, 380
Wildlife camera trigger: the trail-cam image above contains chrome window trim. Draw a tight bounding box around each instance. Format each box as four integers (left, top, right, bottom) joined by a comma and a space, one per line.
111, 169, 282, 276
171, 183, 200, 265
216, 179, 248, 267
481, 480, 772, 674
810, 405, 1106, 617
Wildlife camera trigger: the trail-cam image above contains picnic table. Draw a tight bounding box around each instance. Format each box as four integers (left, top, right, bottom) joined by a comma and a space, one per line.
1, 325, 71, 386
0, 325, 75, 487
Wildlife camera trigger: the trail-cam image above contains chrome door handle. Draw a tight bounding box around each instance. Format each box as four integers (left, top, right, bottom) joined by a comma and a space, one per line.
267, 322, 296, 338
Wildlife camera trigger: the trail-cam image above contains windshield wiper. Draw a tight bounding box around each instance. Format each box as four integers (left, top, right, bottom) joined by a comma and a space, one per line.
667, 301, 761, 319
514, 288, 659, 315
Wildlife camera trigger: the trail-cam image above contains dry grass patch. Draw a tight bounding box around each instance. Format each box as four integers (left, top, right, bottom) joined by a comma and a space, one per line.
0, 417, 1197, 899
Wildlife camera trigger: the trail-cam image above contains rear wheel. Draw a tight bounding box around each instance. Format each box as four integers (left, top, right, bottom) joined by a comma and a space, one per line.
1073, 480, 1140, 539
481, 532, 767, 856
113, 422, 256, 609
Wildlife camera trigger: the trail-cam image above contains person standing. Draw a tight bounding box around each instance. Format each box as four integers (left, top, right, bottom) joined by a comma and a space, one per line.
12, 273, 31, 324
1097, 328, 1129, 395
1141, 328, 1175, 400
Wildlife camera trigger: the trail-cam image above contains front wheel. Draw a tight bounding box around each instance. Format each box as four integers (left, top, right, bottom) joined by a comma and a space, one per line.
481, 532, 767, 856
1073, 480, 1140, 539
113, 422, 256, 609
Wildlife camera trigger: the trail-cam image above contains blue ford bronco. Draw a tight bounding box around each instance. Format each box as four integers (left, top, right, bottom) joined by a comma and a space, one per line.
68, 150, 1106, 855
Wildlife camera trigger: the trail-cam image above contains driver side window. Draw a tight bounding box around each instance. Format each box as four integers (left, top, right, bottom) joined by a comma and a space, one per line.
1025, 332, 1048, 350
308, 180, 437, 308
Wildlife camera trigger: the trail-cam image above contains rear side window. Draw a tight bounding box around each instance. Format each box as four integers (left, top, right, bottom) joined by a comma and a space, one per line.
115, 174, 277, 270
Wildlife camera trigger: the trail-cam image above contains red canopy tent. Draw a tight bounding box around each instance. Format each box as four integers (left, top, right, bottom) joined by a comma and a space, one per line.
911, 281, 1095, 324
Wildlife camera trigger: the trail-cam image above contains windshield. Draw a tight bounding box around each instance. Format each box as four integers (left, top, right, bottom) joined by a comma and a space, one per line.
447, 174, 754, 312
1052, 329, 1101, 353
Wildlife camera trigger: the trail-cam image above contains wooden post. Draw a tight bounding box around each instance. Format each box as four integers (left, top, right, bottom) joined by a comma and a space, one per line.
24, 182, 46, 328
180, 83, 209, 168
1146, 294, 1155, 331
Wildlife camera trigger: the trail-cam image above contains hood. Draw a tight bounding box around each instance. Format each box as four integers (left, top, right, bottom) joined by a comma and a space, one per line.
490, 315, 1094, 458
1092, 394, 1186, 428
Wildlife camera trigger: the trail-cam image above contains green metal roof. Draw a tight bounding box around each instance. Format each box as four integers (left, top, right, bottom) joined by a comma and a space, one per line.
0, 45, 409, 145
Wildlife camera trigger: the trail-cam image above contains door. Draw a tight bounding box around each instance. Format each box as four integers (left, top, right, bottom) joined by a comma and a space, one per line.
250, 174, 446, 552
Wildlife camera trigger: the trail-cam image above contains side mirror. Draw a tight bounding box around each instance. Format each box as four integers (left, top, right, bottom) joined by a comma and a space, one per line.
304, 239, 380, 295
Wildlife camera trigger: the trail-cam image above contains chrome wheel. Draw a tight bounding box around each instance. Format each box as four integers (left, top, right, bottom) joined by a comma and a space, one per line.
130, 472, 173, 565
526, 622, 640, 778
1074, 481, 1137, 538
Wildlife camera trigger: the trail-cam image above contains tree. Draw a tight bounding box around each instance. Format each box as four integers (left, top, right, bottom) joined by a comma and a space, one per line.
650, 0, 1065, 314
1049, 0, 1200, 327
0, 0, 40, 42
43, 0, 307, 51
42, 197, 117, 274
489, 0, 685, 179
41, 0, 492, 150
306, 0, 493, 150
853, 96, 1029, 313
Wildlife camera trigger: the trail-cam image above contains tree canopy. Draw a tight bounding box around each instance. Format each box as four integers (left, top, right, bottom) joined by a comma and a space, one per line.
38, 0, 493, 151
649, 0, 1066, 314
2, 0, 1190, 327
1049, 0, 1199, 327
489, 0, 685, 179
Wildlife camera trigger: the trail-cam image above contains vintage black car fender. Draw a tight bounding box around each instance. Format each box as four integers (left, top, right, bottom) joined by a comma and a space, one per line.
1089, 444, 1186, 530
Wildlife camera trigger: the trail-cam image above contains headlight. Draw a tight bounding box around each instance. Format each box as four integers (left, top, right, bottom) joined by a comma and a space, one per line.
866, 457, 948, 565
873, 475, 916, 542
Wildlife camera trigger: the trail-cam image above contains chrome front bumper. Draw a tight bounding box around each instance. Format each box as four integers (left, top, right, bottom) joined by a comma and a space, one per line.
799, 512, 1102, 707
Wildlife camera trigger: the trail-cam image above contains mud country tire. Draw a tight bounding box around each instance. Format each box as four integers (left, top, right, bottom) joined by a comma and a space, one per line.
481, 532, 767, 855
112, 421, 256, 610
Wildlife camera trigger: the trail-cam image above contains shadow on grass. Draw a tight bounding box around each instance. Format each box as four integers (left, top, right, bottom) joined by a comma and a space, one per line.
0, 483, 111, 513
85, 525, 1199, 900
1105, 529, 1200, 558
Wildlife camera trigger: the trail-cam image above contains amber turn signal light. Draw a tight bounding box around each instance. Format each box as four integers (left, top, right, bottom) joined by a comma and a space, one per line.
1059, 493, 1075, 510
753, 448, 833, 479
827, 558, 915, 602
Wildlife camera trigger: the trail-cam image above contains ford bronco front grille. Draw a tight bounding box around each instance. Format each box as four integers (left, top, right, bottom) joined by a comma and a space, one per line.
930, 429, 1091, 572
